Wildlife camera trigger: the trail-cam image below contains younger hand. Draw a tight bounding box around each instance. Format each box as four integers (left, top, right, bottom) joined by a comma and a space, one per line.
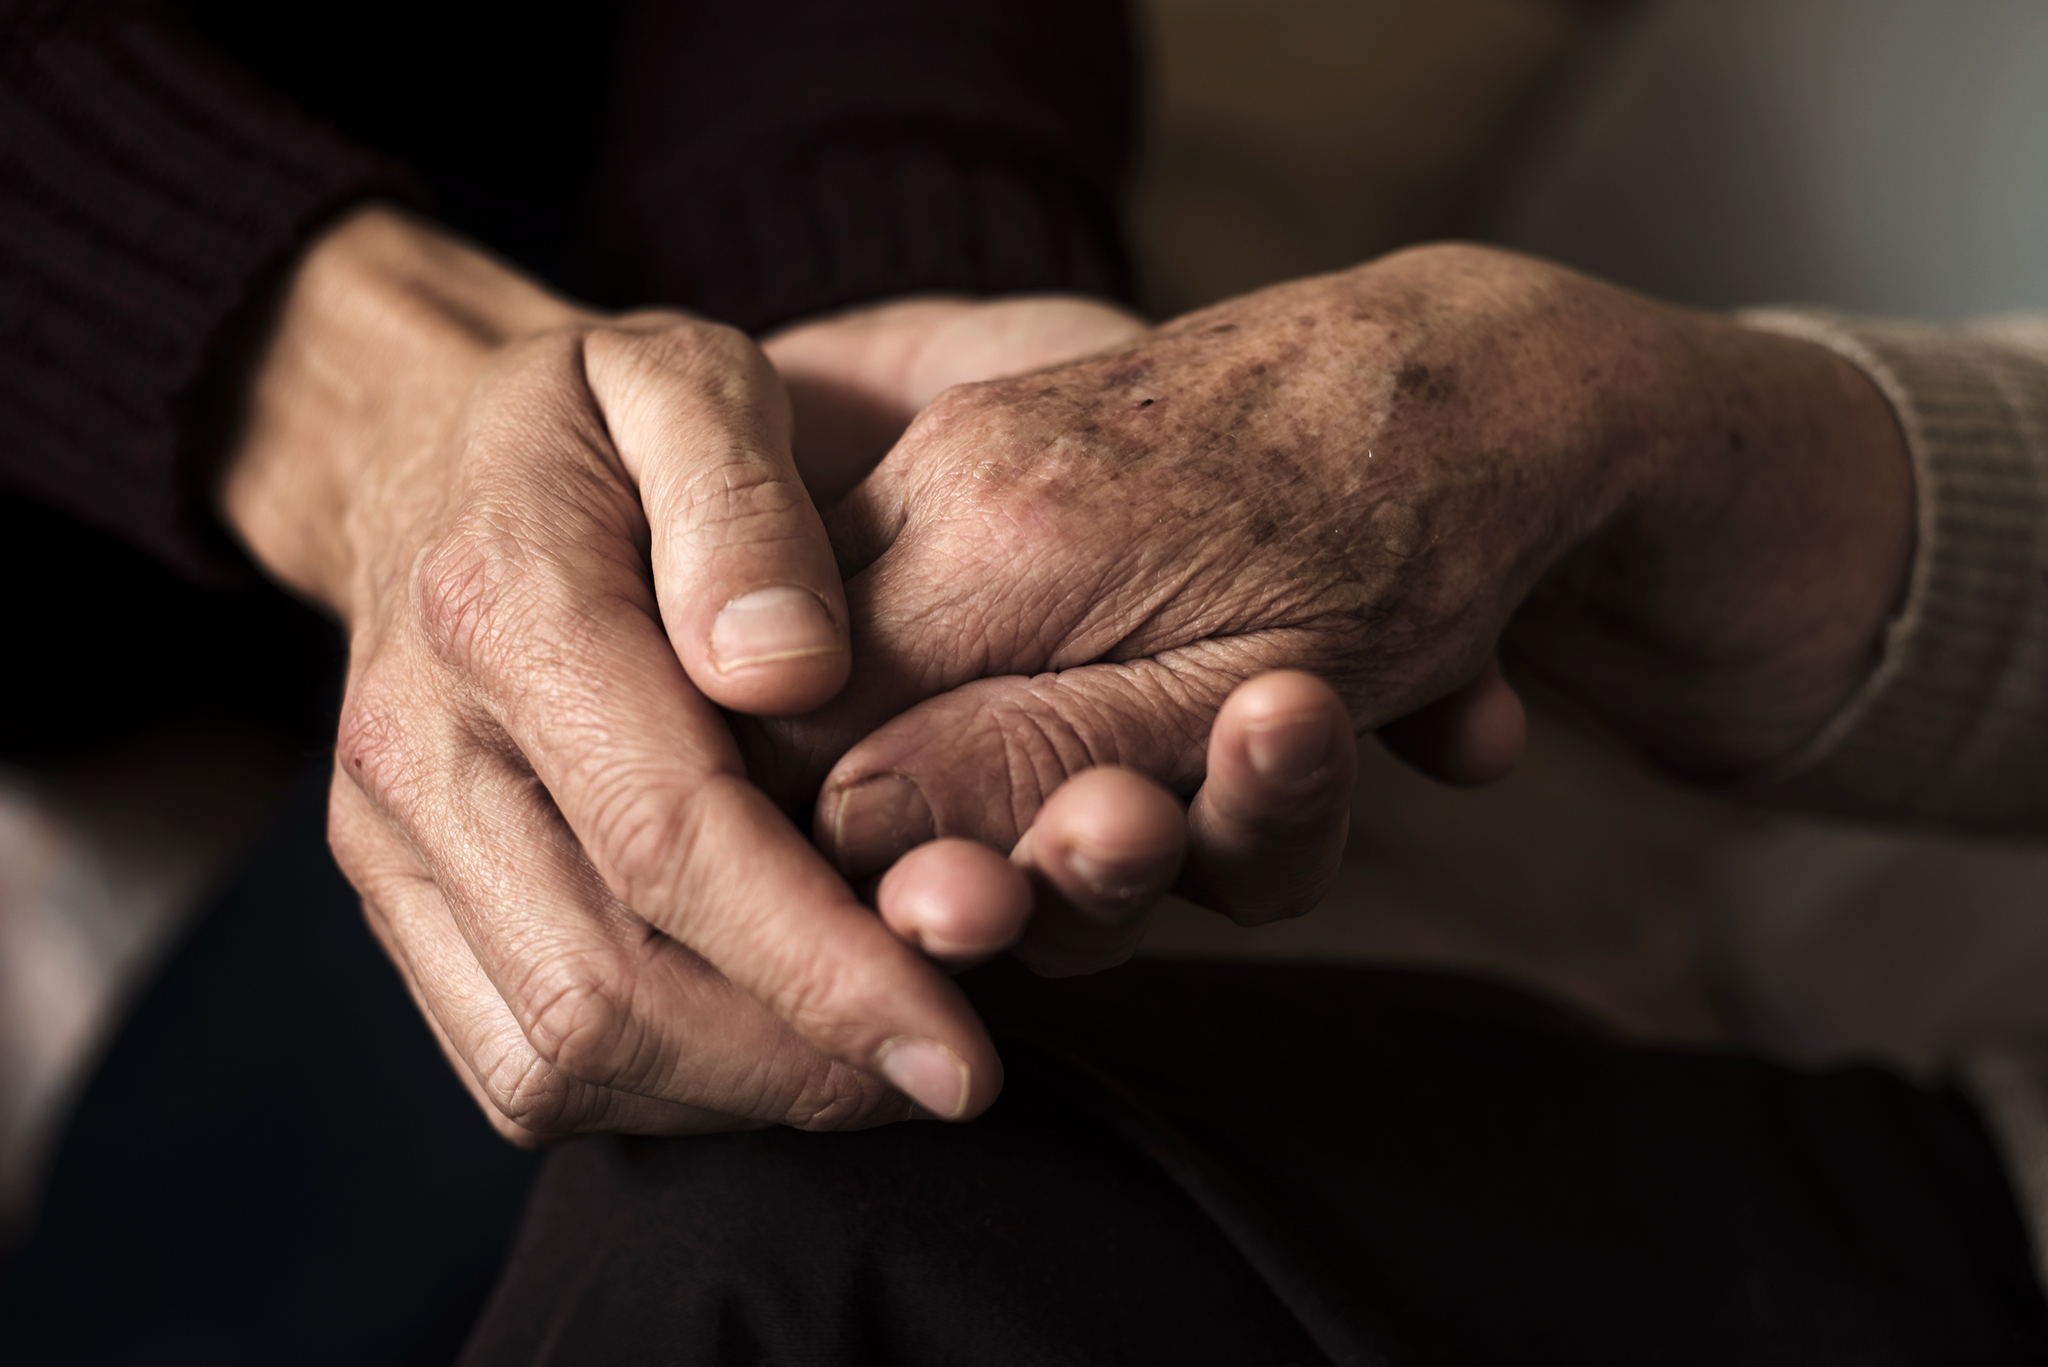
219, 208, 1036, 1134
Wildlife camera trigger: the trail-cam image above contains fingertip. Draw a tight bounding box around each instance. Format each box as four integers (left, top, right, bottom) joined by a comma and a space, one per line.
1456, 666, 1527, 785
876, 838, 1032, 967
1180, 672, 1354, 926
1378, 661, 1526, 787
702, 583, 852, 715
1212, 670, 1357, 793
775, 907, 1007, 1124
1029, 767, 1187, 900
875, 1034, 1005, 1121
1008, 766, 1186, 978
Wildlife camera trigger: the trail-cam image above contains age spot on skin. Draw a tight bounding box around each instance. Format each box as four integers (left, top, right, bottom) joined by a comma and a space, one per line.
1395, 362, 1454, 403
1371, 500, 1426, 559
1729, 428, 1747, 452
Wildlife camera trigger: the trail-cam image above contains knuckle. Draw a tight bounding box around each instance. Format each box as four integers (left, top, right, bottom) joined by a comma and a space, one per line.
579, 770, 721, 914
508, 950, 643, 1090
410, 480, 647, 690
997, 717, 1080, 838
781, 1062, 897, 1132
667, 454, 810, 542
702, 1027, 892, 1131
988, 682, 1124, 832
411, 516, 652, 734
474, 1036, 585, 1140
413, 523, 517, 677
1388, 240, 1491, 274
766, 945, 883, 1061
334, 675, 420, 818
594, 318, 788, 440
907, 377, 1003, 438
610, 313, 757, 378
684, 319, 774, 388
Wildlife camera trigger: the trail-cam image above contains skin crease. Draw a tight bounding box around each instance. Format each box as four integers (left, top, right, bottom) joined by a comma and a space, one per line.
210, 211, 1909, 1141
219, 206, 976, 1137
769, 301, 1365, 970
751, 243, 1913, 882
211, 204, 1360, 1135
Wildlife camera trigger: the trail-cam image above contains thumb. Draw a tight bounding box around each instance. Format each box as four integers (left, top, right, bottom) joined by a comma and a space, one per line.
587, 319, 850, 719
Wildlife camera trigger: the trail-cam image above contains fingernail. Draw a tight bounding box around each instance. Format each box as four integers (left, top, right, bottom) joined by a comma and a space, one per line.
826, 773, 934, 879
1064, 841, 1151, 898
877, 1037, 970, 1120
1246, 712, 1333, 783
710, 585, 840, 671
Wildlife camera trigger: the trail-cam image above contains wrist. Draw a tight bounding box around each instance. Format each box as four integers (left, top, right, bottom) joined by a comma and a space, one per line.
1520, 304, 1916, 777
214, 204, 589, 617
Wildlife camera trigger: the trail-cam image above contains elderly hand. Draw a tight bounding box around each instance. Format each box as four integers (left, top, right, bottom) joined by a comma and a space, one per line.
762, 294, 1149, 507
219, 206, 1171, 1134
762, 296, 1363, 977
761, 244, 1913, 940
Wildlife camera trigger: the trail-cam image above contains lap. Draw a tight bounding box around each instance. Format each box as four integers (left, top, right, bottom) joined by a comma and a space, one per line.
465, 961, 2048, 1366
459, 1045, 1329, 1367
10, 771, 2043, 1364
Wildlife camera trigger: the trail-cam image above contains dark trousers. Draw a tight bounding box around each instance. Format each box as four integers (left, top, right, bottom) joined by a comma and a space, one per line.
7, 767, 2047, 1365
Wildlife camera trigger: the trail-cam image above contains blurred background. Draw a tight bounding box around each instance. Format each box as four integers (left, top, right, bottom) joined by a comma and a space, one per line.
1129, 0, 2048, 1078
8, 0, 2048, 1254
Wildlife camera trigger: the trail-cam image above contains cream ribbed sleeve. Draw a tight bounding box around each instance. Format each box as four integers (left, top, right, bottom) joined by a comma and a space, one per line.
1737, 310, 2048, 836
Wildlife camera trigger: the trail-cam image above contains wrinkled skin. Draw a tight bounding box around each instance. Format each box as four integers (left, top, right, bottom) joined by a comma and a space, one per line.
219, 211, 1907, 1141
760, 244, 1913, 884
767, 297, 1368, 962
217, 205, 1361, 1137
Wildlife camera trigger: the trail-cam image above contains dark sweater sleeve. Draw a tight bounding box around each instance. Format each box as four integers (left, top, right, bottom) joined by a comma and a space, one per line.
0, 0, 406, 578
581, 0, 1138, 334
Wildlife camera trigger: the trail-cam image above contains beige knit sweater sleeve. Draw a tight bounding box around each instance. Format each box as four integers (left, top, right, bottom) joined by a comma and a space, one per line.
1737, 310, 2048, 836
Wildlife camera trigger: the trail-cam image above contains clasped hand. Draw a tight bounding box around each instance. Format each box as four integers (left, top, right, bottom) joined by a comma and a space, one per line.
217, 207, 1357, 1137
219, 210, 1912, 1142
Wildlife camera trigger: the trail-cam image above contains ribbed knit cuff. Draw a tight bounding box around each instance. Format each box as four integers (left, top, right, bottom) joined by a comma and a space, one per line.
0, 2, 410, 579
1739, 309, 2048, 835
